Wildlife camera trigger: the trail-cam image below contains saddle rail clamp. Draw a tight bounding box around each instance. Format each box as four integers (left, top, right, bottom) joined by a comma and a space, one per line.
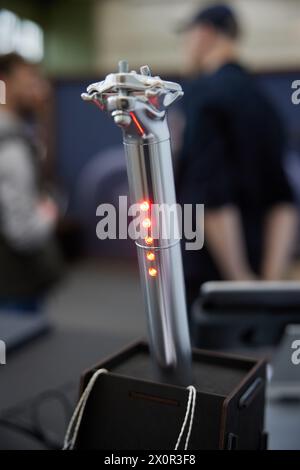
82, 60, 192, 385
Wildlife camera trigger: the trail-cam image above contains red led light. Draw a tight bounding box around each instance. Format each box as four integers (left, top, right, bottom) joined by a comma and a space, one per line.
146, 252, 155, 261
142, 218, 151, 229
149, 267, 158, 277
140, 201, 150, 212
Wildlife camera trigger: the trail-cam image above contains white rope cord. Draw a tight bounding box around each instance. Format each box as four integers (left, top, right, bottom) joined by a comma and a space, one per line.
63, 368, 108, 450
63, 367, 196, 451
175, 385, 197, 451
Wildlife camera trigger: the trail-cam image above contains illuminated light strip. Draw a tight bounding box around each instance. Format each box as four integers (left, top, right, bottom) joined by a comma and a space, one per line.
130, 112, 145, 136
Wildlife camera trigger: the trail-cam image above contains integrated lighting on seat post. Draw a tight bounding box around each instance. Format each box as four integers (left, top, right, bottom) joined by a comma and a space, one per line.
145, 236, 154, 246
142, 218, 151, 229
148, 267, 158, 277
146, 252, 155, 261
140, 201, 150, 212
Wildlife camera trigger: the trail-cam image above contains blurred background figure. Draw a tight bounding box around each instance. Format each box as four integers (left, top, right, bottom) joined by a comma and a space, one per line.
0, 53, 63, 313
177, 4, 299, 307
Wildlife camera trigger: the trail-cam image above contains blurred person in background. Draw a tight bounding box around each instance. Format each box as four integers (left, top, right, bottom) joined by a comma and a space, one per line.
177, 4, 298, 307
0, 53, 63, 312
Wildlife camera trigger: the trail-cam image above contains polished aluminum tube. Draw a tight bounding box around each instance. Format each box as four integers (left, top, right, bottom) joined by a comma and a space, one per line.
124, 137, 192, 385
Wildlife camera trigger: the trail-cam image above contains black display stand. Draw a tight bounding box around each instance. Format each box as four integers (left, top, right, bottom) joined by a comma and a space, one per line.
75, 341, 267, 450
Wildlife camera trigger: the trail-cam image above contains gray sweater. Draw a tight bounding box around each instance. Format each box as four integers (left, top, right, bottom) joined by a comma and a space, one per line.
0, 111, 54, 251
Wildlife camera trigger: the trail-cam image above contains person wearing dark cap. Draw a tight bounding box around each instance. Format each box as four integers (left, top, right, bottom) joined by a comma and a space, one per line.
177, 4, 298, 307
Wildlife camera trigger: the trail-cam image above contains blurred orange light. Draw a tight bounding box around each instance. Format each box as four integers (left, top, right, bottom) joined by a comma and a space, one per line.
140, 201, 150, 212
146, 252, 155, 261
149, 267, 158, 277
142, 218, 151, 229
145, 236, 153, 245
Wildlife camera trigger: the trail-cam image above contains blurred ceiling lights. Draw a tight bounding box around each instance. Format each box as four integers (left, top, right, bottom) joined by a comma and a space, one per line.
0, 9, 44, 62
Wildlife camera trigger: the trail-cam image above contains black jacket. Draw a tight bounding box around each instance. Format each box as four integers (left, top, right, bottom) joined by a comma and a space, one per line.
177, 63, 294, 286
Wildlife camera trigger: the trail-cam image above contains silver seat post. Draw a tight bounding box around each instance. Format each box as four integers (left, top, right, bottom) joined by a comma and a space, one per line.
82, 60, 192, 385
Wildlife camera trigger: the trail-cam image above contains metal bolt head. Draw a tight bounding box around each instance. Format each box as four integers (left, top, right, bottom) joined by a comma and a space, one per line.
112, 111, 132, 128
118, 60, 129, 73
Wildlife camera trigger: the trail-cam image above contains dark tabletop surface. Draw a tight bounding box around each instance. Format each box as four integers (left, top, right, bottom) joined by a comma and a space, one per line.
0, 325, 299, 450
